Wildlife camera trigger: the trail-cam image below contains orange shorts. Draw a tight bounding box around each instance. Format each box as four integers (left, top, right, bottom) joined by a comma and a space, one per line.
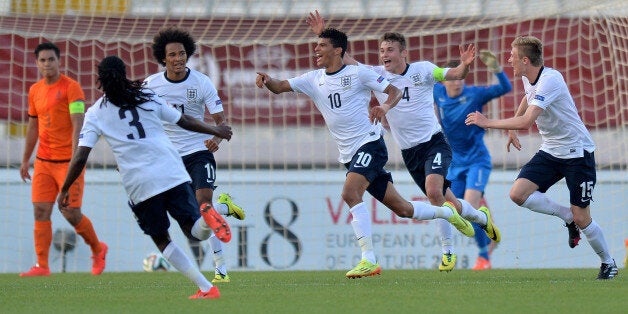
31, 158, 84, 207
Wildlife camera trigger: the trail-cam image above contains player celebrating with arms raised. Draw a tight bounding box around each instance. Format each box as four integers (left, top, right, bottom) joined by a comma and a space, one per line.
256, 27, 475, 279
307, 10, 500, 272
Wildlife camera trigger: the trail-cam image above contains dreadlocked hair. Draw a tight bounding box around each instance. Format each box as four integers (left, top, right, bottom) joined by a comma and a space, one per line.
97, 56, 153, 109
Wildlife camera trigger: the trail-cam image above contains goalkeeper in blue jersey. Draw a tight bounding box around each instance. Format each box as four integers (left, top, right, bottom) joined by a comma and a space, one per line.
434, 51, 512, 270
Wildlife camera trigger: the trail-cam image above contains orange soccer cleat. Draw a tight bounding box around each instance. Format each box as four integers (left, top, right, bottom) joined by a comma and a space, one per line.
189, 286, 221, 299
472, 257, 492, 271
20, 265, 51, 277
200, 203, 232, 243
92, 242, 108, 275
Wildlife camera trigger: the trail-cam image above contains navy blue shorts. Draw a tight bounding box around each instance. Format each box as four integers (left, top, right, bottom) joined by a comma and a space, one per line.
518, 150, 596, 208
181, 150, 217, 191
344, 136, 393, 202
130, 182, 200, 237
401, 132, 452, 196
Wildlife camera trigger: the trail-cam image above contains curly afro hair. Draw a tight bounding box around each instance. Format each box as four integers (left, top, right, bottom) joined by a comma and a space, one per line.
152, 27, 196, 66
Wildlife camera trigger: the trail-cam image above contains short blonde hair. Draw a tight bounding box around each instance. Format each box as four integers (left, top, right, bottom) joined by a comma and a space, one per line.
512, 35, 543, 67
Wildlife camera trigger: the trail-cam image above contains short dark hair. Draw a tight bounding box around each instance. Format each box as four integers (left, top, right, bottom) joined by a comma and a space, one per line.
381, 32, 406, 51
151, 27, 197, 66
34, 42, 60, 59
319, 28, 348, 58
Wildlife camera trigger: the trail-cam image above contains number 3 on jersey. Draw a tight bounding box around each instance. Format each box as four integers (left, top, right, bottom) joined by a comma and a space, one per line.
118, 107, 146, 139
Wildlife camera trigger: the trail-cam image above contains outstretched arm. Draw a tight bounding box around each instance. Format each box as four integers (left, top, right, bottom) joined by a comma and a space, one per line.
444, 44, 476, 80
306, 10, 359, 65
177, 115, 232, 140
479, 50, 502, 73
465, 96, 541, 131
256, 72, 293, 94
370, 84, 401, 123
307, 10, 325, 36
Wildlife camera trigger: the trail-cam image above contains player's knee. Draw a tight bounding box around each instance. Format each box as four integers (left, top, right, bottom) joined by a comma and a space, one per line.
341, 190, 361, 206
572, 207, 592, 228
425, 188, 443, 205
509, 191, 526, 206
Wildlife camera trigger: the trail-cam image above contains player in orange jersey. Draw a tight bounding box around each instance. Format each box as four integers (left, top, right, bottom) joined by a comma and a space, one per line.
19, 42, 107, 277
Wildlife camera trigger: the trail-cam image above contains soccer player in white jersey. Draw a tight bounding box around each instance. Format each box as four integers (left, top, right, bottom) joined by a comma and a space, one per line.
57, 56, 233, 298
307, 11, 501, 272
145, 27, 245, 283
465, 35, 618, 279
256, 27, 475, 279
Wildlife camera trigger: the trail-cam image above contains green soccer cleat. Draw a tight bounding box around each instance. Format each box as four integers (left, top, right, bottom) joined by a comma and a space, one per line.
211, 273, 230, 283
345, 259, 382, 279
218, 193, 246, 220
439, 253, 457, 272
479, 206, 501, 243
444, 202, 475, 237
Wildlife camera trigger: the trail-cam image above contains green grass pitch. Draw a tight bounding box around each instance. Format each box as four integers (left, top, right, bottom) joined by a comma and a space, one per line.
1, 269, 626, 313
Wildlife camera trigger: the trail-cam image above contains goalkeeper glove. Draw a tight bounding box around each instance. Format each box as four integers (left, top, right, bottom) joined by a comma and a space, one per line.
479, 50, 502, 73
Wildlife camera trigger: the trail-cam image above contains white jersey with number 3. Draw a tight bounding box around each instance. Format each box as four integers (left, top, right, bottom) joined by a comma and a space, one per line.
78, 94, 191, 204
144, 68, 224, 156
523, 67, 595, 158
288, 64, 390, 163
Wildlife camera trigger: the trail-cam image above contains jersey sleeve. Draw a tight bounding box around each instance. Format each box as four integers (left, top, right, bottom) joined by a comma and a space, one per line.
67, 80, 86, 105
78, 103, 101, 148
27, 85, 37, 117
288, 71, 315, 96
156, 97, 183, 124
202, 76, 224, 114
528, 73, 561, 110
357, 65, 389, 93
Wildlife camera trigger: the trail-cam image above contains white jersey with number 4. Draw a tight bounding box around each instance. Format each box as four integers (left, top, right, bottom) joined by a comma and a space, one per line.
370, 62, 445, 149
288, 64, 390, 163
144, 68, 224, 156
523, 67, 595, 158
78, 94, 191, 204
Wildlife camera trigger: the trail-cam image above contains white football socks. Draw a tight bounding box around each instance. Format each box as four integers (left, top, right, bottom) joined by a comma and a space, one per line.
581, 220, 613, 264
459, 198, 487, 225
521, 191, 573, 223
411, 201, 451, 220
349, 202, 376, 263
215, 202, 229, 216
191, 218, 212, 241
436, 218, 454, 254
208, 235, 227, 275
162, 241, 212, 292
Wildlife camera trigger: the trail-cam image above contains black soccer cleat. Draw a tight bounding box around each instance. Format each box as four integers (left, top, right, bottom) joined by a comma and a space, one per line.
596, 259, 618, 280
565, 221, 580, 248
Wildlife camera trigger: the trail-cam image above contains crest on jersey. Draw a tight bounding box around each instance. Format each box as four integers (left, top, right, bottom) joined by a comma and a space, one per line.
341, 76, 351, 88
411, 74, 422, 86
187, 89, 197, 100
